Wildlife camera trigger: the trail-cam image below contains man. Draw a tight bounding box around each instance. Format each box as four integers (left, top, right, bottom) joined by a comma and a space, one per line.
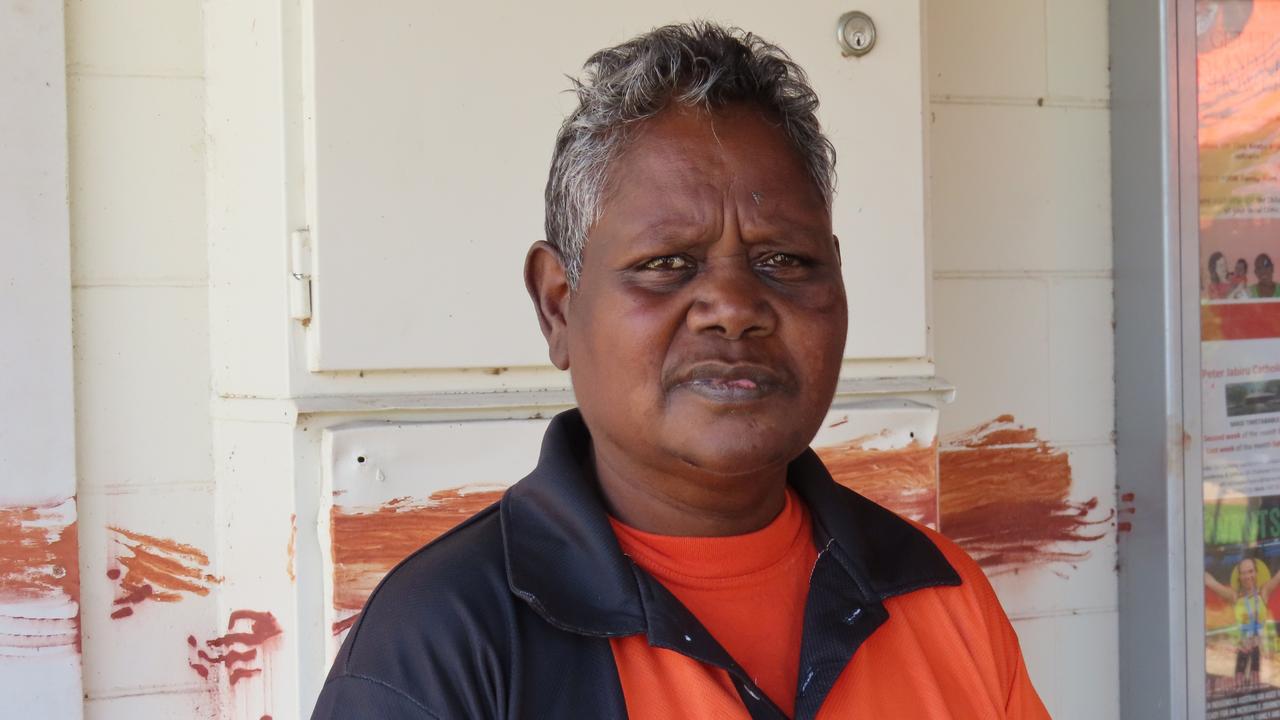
313, 22, 1047, 719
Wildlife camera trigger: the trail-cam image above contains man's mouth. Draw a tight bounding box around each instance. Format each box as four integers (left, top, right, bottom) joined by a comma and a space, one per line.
670, 362, 785, 402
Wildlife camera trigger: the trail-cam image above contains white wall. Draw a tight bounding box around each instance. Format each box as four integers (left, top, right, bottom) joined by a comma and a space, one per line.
0, 1, 82, 716
927, 0, 1118, 717
65, 2, 218, 716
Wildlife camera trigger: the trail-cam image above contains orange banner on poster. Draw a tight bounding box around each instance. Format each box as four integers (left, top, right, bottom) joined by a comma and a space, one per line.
1203, 302, 1280, 342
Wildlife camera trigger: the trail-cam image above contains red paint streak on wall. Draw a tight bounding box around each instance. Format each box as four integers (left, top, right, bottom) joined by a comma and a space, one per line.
107, 526, 219, 618
329, 444, 938, 633
189, 610, 282, 686
0, 498, 81, 654
0, 499, 80, 603
331, 488, 502, 613
327, 417, 1110, 631
815, 439, 939, 527
946, 415, 1039, 448
939, 416, 1110, 574
331, 613, 359, 636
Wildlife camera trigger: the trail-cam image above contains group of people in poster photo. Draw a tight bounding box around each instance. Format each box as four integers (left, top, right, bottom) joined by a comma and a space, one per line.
1205, 252, 1279, 300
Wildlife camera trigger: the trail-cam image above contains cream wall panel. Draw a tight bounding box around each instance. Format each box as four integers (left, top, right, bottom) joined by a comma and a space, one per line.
1045, 0, 1109, 102
926, 0, 1046, 99
72, 287, 212, 488
1, 1, 82, 716
83, 692, 213, 720
1047, 278, 1115, 445
931, 103, 1112, 273
308, 0, 929, 371
1013, 610, 1120, 720
76, 485, 218, 699
1, 2, 77, 496
65, 0, 203, 77
933, 278, 1051, 434
68, 76, 206, 285
211, 417, 300, 720
206, 0, 295, 399
209, 283, 293, 398
3, 657, 84, 720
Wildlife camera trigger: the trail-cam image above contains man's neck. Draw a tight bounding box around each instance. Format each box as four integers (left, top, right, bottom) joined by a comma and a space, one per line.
589, 440, 788, 537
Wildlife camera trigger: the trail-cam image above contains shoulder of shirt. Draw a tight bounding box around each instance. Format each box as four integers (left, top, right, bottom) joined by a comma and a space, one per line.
898, 520, 1007, 616
327, 500, 513, 707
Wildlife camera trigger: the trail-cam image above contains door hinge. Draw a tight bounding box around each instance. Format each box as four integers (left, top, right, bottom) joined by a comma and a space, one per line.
289, 228, 313, 322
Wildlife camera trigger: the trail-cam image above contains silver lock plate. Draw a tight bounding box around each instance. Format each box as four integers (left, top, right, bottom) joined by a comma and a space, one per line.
836, 11, 876, 57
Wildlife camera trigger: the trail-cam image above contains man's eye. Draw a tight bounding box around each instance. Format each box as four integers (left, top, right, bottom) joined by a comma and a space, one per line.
758, 253, 803, 268
641, 256, 693, 271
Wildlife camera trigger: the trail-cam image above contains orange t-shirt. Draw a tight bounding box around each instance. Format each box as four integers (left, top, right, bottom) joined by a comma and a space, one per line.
608, 491, 1049, 719
609, 488, 816, 717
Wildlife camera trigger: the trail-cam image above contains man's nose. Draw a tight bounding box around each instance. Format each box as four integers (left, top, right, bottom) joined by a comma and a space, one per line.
685, 257, 777, 340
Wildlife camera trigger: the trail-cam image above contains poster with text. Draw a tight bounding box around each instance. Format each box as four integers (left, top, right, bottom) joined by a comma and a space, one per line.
1199, 2, 1280, 716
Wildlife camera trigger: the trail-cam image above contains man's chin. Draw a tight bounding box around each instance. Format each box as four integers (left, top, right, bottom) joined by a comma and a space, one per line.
663, 429, 804, 479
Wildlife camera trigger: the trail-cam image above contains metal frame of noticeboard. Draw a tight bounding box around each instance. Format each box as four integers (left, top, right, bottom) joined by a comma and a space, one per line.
1119, 1, 1280, 717
1114, 0, 1198, 717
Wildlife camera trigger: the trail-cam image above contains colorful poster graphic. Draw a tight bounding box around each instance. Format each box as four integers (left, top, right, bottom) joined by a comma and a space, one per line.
1199, 2, 1280, 715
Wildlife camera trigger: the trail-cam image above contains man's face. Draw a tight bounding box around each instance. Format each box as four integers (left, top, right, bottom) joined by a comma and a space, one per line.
564, 103, 847, 479
1257, 259, 1274, 283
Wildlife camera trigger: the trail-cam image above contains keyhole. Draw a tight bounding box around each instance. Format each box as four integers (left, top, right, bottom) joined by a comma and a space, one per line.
837, 12, 876, 57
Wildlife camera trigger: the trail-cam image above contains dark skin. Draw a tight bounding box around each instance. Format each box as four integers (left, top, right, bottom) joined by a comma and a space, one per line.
525, 103, 847, 536
1256, 257, 1276, 297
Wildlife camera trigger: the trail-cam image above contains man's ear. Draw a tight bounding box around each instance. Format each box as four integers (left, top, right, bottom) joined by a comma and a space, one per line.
524, 241, 572, 370
832, 234, 842, 267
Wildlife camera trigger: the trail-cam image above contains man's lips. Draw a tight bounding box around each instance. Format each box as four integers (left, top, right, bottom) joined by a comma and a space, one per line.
668, 362, 788, 402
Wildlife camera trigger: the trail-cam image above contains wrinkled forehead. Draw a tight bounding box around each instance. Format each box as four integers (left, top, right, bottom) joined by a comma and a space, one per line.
599, 104, 829, 222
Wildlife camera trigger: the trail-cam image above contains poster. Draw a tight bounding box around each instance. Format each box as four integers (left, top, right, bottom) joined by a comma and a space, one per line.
1198, 2, 1280, 716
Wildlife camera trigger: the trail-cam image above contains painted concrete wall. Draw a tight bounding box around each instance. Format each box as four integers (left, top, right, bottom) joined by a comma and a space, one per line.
43, 1, 1119, 718
0, 1, 83, 716
927, 0, 1118, 717
65, 1, 220, 716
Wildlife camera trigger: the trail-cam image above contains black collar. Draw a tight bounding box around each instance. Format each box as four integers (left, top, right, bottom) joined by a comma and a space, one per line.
500, 409, 959, 638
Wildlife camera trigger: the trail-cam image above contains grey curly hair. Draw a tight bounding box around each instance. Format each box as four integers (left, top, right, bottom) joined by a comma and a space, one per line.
544, 21, 837, 286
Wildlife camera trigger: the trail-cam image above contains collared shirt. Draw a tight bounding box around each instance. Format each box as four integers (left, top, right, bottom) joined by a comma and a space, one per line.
312, 409, 1048, 719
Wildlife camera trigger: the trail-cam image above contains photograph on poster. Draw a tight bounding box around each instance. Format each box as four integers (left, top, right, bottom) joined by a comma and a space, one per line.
1228, 381, 1280, 418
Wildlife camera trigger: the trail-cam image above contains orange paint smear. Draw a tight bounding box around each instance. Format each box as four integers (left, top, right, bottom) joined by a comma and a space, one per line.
331, 488, 502, 612
939, 417, 1110, 574
0, 499, 80, 604
328, 417, 1109, 627
107, 526, 219, 617
331, 613, 359, 636
189, 610, 282, 686
815, 439, 938, 527
949, 415, 1039, 448
0, 498, 81, 655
